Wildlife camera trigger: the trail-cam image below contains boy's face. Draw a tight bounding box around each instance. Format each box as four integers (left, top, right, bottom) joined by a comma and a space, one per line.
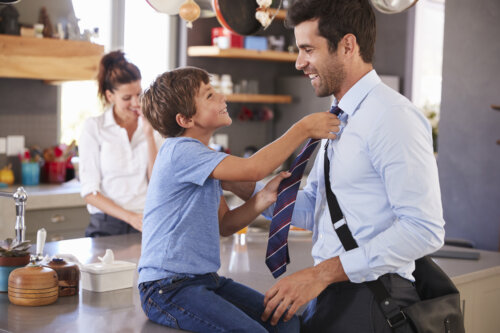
192, 81, 231, 131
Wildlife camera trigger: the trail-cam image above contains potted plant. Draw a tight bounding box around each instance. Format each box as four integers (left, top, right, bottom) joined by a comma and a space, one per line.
0, 238, 31, 292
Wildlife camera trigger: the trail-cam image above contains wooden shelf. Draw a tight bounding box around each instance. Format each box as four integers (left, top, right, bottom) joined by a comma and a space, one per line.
188, 46, 297, 62
269, 8, 287, 21
491, 105, 500, 111
0, 35, 104, 81
226, 93, 291, 104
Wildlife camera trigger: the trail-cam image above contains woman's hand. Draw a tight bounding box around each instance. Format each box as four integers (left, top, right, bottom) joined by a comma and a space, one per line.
126, 212, 143, 231
139, 109, 154, 137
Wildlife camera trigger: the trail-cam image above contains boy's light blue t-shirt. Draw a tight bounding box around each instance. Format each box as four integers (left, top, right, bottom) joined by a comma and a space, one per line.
138, 137, 228, 284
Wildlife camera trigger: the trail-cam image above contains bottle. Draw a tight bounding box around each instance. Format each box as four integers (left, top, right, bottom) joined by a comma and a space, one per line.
220, 74, 233, 95
210, 74, 221, 93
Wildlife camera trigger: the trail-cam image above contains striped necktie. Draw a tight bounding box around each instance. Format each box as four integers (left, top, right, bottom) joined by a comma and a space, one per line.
265, 106, 342, 278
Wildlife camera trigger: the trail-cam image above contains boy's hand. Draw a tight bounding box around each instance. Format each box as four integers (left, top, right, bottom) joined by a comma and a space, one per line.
255, 171, 291, 211
299, 111, 340, 140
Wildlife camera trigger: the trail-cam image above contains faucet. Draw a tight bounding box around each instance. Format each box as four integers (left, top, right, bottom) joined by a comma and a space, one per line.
0, 187, 27, 242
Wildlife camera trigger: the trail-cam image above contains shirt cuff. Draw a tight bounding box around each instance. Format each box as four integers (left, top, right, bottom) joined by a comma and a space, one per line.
339, 247, 372, 283
80, 183, 100, 198
253, 181, 274, 220
252, 181, 265, 197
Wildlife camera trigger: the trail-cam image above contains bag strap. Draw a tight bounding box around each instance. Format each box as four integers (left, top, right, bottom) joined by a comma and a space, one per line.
323, 142, 410, 331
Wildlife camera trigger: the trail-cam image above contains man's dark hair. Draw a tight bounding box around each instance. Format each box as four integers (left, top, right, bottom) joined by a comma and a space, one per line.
287, 0, 376, 63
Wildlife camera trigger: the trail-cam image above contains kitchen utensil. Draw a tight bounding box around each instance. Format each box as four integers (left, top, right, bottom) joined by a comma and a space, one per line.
34, 228, 46, 262
370, 0, 418, 14
46, 258, 80, 297
8, 263, 58, 306
213, 0, 260, 35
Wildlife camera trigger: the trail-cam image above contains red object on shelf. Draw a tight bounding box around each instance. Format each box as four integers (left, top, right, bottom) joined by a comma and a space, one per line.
42, 161, 67, 184
211, 27, 244, 48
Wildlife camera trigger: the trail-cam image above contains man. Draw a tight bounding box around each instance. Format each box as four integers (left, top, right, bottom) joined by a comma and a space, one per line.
224, 0, 445, 331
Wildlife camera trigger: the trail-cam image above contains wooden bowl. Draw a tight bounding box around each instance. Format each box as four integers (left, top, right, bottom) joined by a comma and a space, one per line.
8, 265, 58, 306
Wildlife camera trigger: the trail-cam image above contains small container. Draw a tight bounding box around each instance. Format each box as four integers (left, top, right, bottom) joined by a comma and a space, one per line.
45, 258, 80, 297
21, 162, 40, 186
42, 161, 66, 183
8, 264, 58, 306
80, 260, 136, 292
221, 75, 233, 95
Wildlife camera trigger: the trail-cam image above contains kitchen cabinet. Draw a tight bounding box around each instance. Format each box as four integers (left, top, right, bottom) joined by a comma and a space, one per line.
25, 206, 89, 242
0, 182, 89, 241
453, 266, 500, 332
0, 35, 104, 81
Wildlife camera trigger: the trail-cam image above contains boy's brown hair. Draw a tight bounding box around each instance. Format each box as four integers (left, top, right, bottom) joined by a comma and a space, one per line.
141, 67, 210, 137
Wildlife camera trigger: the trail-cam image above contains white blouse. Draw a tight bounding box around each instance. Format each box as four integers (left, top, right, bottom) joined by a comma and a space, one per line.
79, 109, 163, 215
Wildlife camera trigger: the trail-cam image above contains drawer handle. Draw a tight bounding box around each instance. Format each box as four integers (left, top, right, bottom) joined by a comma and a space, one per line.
51, 214, 66, 223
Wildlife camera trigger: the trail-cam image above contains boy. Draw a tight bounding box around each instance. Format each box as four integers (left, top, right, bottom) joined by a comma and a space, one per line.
137, 67, 339, 332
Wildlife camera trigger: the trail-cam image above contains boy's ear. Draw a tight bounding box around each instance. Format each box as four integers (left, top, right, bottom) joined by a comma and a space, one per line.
176, 113, 193, 129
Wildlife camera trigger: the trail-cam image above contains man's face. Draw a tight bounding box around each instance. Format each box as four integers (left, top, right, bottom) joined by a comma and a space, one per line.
294, 19, 346, 97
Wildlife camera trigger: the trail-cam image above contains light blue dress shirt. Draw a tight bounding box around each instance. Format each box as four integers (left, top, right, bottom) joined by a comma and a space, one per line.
259, 70, 445, 283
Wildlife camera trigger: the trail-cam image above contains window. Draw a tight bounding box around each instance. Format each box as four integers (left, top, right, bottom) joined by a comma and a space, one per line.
59, 0, 174, 144
411, 0, 445, 150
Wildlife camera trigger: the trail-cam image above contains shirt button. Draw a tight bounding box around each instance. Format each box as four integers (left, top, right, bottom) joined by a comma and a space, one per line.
319, 234, 323, 239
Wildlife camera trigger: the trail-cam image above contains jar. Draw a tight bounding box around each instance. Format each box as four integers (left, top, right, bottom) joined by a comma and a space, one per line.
8, 263, 58, 306
221, 74, 233, 95
210, 74, 221, 93
45, 258, 80, 297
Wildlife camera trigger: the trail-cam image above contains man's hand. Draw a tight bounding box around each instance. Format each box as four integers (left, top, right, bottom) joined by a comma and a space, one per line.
261, 257, 348, 325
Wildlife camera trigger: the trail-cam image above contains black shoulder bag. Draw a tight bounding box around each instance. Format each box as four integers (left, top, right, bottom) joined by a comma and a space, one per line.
323, 143, 465, 333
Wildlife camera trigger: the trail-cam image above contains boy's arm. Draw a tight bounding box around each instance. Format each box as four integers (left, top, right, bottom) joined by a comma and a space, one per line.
219, 172, 289, 237
221, 181, 256, 201
211, 112, 339, 182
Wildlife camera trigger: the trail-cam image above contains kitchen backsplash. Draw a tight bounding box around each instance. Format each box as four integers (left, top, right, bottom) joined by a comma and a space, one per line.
0, 78, 59, 149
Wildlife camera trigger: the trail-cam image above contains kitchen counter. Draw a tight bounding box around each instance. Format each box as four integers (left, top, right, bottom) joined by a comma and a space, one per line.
0, 233, 499, 332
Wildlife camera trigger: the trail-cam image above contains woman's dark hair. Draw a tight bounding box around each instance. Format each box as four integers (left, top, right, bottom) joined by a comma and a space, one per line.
286, 0, 376, 63
97, 50, 141, 105
141, 67, 210, 138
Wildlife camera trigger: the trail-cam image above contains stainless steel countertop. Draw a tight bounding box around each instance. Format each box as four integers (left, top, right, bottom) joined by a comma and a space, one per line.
1, 232, 499, 333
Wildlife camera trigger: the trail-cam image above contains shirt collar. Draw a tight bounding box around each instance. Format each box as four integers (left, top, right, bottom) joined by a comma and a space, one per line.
333, 69, 381, 117
103, 107, 143, 134
103, 108, 117, 128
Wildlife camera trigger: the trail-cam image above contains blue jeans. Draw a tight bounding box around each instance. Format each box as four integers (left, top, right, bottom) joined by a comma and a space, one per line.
139, 273, 300, 333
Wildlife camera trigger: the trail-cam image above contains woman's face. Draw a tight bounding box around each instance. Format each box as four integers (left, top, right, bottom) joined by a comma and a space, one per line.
106, 80, 142, 122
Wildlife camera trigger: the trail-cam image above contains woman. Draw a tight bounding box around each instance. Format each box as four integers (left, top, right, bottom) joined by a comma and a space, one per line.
79, 51, 161, 237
